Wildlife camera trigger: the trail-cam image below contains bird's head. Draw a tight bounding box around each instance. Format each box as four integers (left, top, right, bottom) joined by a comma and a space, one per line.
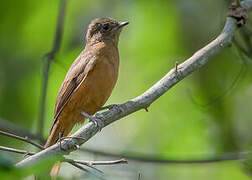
86, 18, 129, 46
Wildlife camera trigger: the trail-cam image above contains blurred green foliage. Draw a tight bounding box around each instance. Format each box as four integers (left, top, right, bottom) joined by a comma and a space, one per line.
0, 153, 61, 180
0, 0, 252, 179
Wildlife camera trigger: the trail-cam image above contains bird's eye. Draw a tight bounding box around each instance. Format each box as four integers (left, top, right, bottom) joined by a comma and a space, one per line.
102, 23, 110, 31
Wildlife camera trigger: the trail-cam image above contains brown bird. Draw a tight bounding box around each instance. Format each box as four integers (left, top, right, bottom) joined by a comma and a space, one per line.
44, 18, 128, 175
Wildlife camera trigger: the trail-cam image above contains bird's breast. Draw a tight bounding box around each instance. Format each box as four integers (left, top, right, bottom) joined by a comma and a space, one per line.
70, 53, 119, 118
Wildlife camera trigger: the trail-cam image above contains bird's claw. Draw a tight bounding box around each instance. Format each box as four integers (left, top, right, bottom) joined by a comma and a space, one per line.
81, 111, 104, 131
101, 104, 124, 113
91, 118, 104, 131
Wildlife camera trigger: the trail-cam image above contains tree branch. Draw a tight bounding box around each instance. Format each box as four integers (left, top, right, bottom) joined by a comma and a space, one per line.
66, 159, 104, 174
16, 0, 252, 168
0, 146, 35, 156
65, 158, 128, 166
0, 130, 44, 150
38, 0, 67, 137
81, 148, 247, 164
65, 158, 127, 175
0, 122, 246, 165
0, 118, 44, 143
1, 119, 247, 165
68, 162, 105, 180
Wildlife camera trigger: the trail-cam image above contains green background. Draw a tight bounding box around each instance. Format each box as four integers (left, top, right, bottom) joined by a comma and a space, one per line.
0, 0, 252, 179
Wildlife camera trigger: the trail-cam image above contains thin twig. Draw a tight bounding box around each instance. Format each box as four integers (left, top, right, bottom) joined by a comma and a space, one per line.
69, 161, 105, 180
0, 146, 35, 156
239, 28, 252, 57
65, 159, 104, 174
0, 130, 44, 150
38, 0, 67, 137
81, 148, 247, 164
68, 158, 128, 166
189, 64, 247, 107
0, 118, 44, 143
138, 173, 141, 180
68, 161, 89, 173
16, 0, 252, 168
233, 38, 251, 57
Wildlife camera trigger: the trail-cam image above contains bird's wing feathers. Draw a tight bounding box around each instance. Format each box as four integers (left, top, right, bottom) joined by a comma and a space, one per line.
50, 51, 96, 133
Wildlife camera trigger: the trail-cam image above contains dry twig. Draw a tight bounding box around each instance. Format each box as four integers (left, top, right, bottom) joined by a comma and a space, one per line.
81, 148, 247, 164
0, 118, 44, 143
0, 130, 44, 150
0, 146, 35, 156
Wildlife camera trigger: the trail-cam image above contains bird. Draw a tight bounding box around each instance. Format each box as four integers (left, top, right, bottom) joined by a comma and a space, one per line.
44, 17, 129, 175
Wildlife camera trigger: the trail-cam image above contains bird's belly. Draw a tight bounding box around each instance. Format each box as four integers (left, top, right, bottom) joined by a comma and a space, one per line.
64, 59, 118, 123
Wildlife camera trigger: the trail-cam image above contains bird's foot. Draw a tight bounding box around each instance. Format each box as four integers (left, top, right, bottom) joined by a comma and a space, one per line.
57, 132, 66, 151
81, 111, 104, 131
101, 104, 124, 113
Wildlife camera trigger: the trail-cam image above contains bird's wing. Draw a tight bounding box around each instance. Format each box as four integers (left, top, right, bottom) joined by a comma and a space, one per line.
50, 51, 96, 133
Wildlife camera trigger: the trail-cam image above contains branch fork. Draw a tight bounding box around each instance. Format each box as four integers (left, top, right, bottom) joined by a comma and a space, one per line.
228, 0, 248, 27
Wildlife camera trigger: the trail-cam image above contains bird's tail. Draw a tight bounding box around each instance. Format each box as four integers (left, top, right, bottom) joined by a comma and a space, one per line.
44, 120, 64, 148
44, 120, 73, 177
50, 162, 62, 177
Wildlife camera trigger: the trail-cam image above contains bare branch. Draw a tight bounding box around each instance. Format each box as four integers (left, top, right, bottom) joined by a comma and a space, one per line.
66, 159, 104, 174
0, 118, 44, 143
0, 120, 246, 165
0, 146, 35, 156
68, 161, 89, 173
16, 0, 252, 168
138, 173, 141, 180
68, 161, 105, 180
0, 128, 122, 175
66, 158, 128, 166
81, 148, 247, 164
38, 0, 67, 137
0, 130, 44, 150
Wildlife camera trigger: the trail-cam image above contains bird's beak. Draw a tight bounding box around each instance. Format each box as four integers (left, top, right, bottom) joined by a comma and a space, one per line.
112, 21, 129, 34
118, 21, 129, 29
